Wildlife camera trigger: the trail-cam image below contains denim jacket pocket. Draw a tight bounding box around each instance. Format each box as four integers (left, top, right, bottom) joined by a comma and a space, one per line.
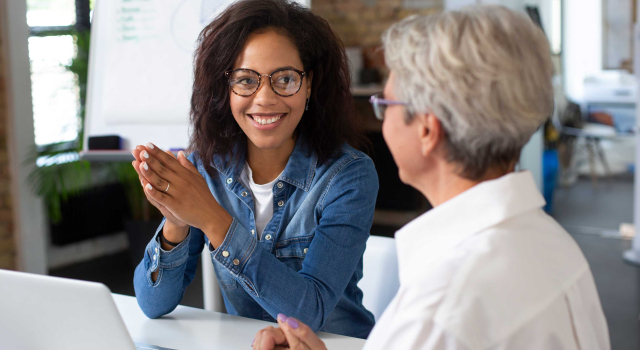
212, 257, 239, 290
274, 236, 313, 271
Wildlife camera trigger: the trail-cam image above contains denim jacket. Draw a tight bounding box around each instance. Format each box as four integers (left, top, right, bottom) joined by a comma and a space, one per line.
133, 138, 378, 339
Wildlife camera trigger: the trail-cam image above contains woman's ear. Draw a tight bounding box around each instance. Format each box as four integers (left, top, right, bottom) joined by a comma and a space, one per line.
416, 113, 444, 157
306, 71, 313, 98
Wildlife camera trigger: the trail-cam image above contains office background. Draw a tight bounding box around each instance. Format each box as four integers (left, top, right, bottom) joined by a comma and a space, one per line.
0, 0, 639, 349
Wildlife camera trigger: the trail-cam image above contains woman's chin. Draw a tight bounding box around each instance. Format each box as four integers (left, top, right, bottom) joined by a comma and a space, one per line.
247, 136, 291, 151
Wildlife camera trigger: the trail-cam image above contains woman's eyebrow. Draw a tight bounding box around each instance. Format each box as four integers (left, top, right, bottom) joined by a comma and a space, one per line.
233, 66, 301, 72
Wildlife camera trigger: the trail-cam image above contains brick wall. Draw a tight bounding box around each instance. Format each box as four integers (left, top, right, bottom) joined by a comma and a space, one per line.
313, 0, 443, 48
0, 21, 15, 270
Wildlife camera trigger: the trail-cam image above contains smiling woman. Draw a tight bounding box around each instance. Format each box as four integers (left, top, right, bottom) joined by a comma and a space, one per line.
131, 0, 378, 340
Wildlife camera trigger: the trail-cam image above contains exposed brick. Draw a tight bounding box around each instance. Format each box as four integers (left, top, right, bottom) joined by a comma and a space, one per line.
0, 181, 8, 195
0, 252, 15, 270
314, 0, 442, 53
0, 237, 14, 253
0, 222, 9, 239
0, 209, 11, 222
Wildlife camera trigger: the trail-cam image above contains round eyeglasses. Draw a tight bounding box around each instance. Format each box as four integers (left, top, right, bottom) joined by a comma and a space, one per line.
369, 93, 410, 121
225, 68, 306, 97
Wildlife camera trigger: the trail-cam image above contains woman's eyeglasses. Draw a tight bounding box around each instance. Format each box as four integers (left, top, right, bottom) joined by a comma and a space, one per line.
369, 93, 410, 121
225, 68, 306, 97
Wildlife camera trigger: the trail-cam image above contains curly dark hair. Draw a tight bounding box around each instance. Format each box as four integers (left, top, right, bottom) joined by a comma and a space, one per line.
189, 0, 367, 176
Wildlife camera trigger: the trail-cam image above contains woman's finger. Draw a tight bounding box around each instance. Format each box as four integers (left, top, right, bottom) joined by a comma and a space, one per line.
139, 149, 176, 183
144, 181, 175, 208
252, 329, 263, 350
178, 150, 200, 175
132, 149, 141, 162
132, 161, 150, 188
278, 316, 325, 350
258, 326, 287, 350
141, 142, 182, 173
139, 161, 170, 195
278, 321, 306, 350
140, 179, 166, 209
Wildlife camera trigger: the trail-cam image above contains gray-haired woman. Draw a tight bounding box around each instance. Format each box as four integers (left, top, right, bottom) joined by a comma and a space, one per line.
252, 5, 610, 350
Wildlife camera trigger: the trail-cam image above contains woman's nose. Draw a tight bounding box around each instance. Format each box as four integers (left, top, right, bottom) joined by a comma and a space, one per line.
253, 78, 279, 106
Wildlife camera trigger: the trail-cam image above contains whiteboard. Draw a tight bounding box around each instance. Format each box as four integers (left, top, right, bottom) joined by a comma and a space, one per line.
85, 0, 309, 152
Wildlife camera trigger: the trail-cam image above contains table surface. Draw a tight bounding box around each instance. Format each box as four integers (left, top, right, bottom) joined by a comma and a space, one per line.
112, 294, 366, 350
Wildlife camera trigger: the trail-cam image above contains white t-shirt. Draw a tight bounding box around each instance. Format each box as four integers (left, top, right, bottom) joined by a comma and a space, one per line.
240, 163, 282, 239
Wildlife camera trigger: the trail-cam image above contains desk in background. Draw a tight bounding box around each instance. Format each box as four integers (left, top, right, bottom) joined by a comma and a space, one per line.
113, 294, 366, 350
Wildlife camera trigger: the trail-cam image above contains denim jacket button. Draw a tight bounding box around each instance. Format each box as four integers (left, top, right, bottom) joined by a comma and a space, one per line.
265, 234, 272, 241
233, 259, 240, 266
277, 200, 284, 207
251, 229, 255, 235
304, 248, 308, 254
241, 191, 248, 197
222, 251, 230, 258
226, 178, 233, 184
155, 247, 158, 254
277, 182, 284, 188
152, 254, 157, 261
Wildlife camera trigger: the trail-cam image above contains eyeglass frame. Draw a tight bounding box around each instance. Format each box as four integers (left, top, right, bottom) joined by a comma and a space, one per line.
224, 68, 307, 97
369, 93, 410, 121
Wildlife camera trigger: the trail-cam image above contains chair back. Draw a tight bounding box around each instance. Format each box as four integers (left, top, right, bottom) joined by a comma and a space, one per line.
359, 235, 400, 321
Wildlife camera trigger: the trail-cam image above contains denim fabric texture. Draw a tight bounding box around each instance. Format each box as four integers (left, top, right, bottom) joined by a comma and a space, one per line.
133, 138, 379, 339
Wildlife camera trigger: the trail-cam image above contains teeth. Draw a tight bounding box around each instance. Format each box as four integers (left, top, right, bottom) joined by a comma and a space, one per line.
254, 115, 282, 125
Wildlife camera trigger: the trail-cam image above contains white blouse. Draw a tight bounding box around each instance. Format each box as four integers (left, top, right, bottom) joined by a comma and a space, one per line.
364, 171, 610, 350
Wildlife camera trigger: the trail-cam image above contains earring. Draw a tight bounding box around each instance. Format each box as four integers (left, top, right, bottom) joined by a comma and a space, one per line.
305, 98, 309, 111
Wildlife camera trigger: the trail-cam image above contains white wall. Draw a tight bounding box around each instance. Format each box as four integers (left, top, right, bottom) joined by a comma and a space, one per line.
446, 0, 554, 42
563, 0, 603, 102
0, 0, 47, 274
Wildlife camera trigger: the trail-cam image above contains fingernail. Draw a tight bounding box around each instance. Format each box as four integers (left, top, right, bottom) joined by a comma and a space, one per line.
179, 150, 185, 158
286, 318, 299, 329
277, 313, 287, 322
142, 162, 148, 171
251, 338, 254, 346
146, 183, 153, 191
143, 151, 149, 159
131, 151, 135, 157
141, 180, 144, 186
146, 142, 155, 149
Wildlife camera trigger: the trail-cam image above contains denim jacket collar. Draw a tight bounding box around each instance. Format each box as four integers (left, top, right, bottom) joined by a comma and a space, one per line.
210, 136, 317, 192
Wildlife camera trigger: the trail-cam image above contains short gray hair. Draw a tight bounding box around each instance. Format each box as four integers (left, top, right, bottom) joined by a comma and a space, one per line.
382, 5, 554, 180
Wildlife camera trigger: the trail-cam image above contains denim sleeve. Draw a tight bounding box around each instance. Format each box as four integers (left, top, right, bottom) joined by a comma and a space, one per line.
133, 218, 204, 318
212, 157, 379, 331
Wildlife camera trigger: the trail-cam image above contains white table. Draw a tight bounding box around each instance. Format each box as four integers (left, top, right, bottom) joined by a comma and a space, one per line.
112, 294, 366, 350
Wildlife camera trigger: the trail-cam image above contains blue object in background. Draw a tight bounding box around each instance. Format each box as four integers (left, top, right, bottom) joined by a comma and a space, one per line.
543, 149, 559, 214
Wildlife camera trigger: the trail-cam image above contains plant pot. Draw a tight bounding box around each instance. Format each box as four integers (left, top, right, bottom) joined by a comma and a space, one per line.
125, 219, 163, 267
50, 183, 130, 245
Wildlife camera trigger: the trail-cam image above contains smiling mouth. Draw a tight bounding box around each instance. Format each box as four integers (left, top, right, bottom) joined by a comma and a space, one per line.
248, 113, 286, 125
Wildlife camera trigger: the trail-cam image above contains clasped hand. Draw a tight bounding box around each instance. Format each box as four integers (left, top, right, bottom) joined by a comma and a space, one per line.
131, 143, 231, 247
253, 314, 327, 350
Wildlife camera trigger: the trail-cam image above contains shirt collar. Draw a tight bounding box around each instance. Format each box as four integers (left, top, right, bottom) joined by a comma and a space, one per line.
394, 171, 546, 284
211, 136, 317, 191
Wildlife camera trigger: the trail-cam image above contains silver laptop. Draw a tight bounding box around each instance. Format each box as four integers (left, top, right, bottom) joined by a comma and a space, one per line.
0, 269, 169, 350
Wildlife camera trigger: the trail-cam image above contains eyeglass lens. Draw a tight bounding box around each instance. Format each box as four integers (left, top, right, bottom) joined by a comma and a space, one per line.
228, 69, 302, 96
372, 97, 386, 121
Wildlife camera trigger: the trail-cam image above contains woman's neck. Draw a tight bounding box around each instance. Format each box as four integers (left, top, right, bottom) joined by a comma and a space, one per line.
417, 160, 513, 207
246, 137, 296, 185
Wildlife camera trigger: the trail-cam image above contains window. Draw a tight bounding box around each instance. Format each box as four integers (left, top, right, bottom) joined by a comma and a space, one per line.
27, 0, 90, 147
